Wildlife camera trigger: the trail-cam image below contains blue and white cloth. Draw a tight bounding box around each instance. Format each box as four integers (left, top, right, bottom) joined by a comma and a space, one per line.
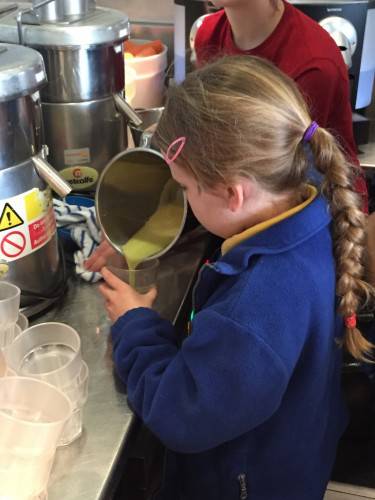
53, 199, 101, 282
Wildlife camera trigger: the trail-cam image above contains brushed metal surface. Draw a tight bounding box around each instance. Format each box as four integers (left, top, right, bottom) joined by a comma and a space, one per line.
0, 43, 46, 102
0, 3, 130, 47
37, 45, 125, 102
32, 153, 72, 197
95, 147, 187, 257
0, 94, 44, 168
325, 481, 375, 498
42, 97, 126, 179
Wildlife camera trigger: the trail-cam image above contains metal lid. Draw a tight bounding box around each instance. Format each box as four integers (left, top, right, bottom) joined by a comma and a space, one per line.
0, 4, 130, 48
0, 43, 46, 101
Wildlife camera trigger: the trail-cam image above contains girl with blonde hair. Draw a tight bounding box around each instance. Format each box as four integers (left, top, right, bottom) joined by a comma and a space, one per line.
99, 56, 374, 499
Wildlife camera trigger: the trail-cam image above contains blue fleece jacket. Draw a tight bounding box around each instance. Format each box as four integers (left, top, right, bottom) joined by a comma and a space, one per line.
111, 195, 348, 500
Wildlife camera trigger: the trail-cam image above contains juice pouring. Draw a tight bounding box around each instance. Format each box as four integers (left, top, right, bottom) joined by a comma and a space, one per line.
121, 178, 185, 287
95, 149, 187, 289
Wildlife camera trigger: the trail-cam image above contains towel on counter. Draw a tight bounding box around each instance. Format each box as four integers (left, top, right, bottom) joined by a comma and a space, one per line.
53, 198, 102, 282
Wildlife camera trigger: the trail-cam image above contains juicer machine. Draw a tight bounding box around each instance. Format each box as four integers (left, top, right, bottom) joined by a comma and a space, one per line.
0, 0, 140, 191
0, 42, 71, 310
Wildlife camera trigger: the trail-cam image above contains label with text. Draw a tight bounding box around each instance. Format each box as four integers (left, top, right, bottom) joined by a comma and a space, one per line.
0, 188, 56, 262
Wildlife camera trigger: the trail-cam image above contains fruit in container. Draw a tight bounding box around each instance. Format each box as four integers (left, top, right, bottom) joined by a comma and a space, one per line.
124, 39, 164, 58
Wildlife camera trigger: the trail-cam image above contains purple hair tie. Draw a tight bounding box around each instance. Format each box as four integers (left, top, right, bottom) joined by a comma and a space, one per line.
303, 121, 319, 142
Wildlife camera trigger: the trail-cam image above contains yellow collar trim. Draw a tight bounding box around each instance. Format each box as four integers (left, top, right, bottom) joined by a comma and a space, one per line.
221, 185, 318, 255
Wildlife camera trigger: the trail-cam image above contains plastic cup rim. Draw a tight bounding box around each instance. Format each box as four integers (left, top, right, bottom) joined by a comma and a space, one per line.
6, 322, 81, 379
0, 281, 21, 304
17, 312, 29, 330
108, 257, 160, 273
0, 376, 72, 427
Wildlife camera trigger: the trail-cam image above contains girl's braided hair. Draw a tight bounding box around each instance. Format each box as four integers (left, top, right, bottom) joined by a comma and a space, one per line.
155, 55, 374, 360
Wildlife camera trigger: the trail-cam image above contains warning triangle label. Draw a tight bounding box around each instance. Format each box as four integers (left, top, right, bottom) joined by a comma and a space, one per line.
0, 203, 24, 232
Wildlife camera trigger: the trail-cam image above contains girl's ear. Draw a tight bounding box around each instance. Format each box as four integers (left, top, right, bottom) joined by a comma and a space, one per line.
226, 184, 244, 212
226, 178, 257, 212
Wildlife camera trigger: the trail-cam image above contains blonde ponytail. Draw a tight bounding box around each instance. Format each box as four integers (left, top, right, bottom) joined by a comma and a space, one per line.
310, 129, 374, 361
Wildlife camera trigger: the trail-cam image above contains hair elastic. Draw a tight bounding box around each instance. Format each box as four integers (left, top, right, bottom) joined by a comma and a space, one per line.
303, 121, 319, 143
164, 136, 186, 166
344, 314, 357, 329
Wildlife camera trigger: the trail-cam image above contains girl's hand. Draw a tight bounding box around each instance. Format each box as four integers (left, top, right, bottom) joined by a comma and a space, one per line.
85, 239, 117, 272
99, 267, 157, 323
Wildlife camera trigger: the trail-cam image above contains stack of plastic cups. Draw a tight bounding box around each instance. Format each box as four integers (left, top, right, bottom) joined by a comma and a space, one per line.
0, 376, 71, 499
0, 281, 21, 350
17, 311, 29, 331
3, 322, 89, 446
0, 349, 6, 377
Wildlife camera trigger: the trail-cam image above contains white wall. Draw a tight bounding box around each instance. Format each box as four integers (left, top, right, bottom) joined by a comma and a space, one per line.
97, 0, 174, 23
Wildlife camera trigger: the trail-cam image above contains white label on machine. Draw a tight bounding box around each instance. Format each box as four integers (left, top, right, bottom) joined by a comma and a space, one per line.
64, 147, 91, 166
0, 188, 55, 262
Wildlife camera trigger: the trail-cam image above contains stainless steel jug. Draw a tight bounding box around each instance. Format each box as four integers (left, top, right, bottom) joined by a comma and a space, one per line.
0, 43, 71, 308
95, 148, 187, 261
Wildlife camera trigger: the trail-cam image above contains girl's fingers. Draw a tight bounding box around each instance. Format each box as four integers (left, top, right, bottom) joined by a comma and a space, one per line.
86, 255, 106, 271
101, 267, 131, 291
145, 286, 157, 303
85, 251, 107, 271
98, 283, 116, 301
85, 240, 116, 271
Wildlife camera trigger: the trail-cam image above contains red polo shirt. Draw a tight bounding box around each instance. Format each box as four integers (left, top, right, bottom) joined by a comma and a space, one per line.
195, 1, 368, 211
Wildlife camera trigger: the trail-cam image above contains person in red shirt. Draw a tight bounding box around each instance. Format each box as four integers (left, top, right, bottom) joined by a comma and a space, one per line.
195, 0, 368, 211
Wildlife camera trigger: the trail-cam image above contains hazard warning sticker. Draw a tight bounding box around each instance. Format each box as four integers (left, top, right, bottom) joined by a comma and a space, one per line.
0, 203, 24, 232
0, 188, 56, 263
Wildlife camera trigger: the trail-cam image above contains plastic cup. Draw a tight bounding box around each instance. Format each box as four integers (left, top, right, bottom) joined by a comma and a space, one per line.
17, 312, 29, 331
0, 281, 21, 331
125, 65, 137, 105
0, 350, 6, 377
58, 361, 89, 446
2, 322, 89, 447
0, 323, 22, 350
0, 376, 72, 499
3, 322, 82, 389
107, 256, 159, 293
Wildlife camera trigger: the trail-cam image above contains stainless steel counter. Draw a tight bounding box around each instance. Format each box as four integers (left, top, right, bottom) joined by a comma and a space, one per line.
31, 229, 209, 500
326, 482, 375, 499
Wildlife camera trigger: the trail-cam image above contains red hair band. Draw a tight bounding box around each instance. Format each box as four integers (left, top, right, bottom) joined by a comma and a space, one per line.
345, 314, 357, 329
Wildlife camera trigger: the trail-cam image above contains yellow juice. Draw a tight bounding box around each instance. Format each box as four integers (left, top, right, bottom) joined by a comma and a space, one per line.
121, 191, 184, 288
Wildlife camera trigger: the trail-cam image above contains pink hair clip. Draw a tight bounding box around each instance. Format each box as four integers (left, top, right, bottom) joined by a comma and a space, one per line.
164, 136, 186, 166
